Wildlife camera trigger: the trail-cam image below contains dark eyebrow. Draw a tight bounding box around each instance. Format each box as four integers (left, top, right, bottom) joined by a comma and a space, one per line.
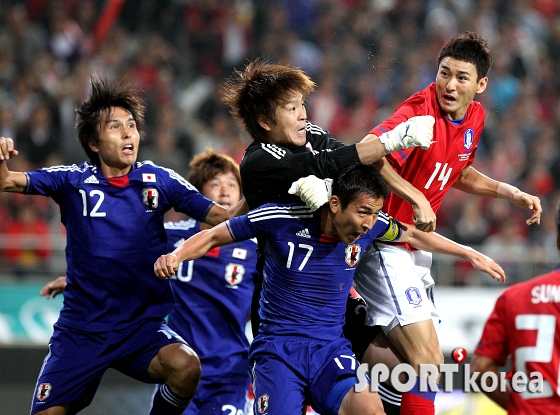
440, 64, 471, 76
106, 116, 135, 125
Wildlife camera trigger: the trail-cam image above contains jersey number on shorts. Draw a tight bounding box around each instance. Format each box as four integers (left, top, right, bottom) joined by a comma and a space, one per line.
79, 189, 107, 217
286, 242, 313, 271
424, 162, 452, 191
515, 314, 557, 399
334, 354, 357, 370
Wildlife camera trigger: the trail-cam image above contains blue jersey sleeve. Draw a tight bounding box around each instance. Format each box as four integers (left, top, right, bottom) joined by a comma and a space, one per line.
154, 164, 215, 222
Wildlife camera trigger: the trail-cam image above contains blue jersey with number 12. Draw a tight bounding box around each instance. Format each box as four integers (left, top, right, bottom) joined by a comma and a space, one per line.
226, 203, 402, 341
25, 161, 214, 331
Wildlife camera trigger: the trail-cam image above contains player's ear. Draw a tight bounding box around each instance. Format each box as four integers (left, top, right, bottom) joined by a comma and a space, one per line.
329, 195, 340, 213
88, 140, 100, 153
257, 115, 272, 131
477, 76, 488, 94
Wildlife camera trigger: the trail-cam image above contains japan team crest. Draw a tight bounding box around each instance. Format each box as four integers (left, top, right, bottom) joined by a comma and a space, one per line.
345, 245, 362, 267
142, 188, 159, 209
463, 128, 474, 150
257, 394, 269, 413
36, 383, 52, 401
225, 263, 245, 286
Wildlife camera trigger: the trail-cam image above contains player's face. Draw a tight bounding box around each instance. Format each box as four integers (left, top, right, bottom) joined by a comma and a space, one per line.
91, 107, 140, 176
201, 172, 241, 207
260, 92, 307, 148
435, 57, 488, 120
332, 193, 384, 244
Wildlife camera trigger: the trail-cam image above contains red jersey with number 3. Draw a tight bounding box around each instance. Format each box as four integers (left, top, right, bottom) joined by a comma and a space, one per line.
369, 82, 485, 224
475, 270, 560, 414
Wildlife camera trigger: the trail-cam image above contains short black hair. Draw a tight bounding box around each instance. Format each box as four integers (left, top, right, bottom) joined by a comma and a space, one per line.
76, 76, 146, 165
332, 164, 389, 209
438, 31, 493, 81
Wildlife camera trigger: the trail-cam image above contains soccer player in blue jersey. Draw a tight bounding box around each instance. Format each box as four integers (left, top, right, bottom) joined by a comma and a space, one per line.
40, 149, 258, 415
165, 150, 257, 415
0, 77, 238, 415
154, 163, 505, 415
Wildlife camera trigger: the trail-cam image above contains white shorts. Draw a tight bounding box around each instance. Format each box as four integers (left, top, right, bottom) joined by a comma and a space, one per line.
352, 242, 441, 334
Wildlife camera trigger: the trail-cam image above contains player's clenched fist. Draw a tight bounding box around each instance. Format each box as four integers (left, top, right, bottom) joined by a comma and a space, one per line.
0, 136, 18, 160
379, 115, 435, 153
154, 253, 179, 279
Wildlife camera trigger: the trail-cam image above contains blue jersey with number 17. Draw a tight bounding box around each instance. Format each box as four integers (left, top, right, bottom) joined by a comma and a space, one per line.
25, 161, 215, 331
226, 203, 402, 341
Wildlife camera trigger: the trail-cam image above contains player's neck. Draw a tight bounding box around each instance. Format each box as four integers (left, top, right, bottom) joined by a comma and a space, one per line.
320, 206, 337, 237
100, 163, 132, 178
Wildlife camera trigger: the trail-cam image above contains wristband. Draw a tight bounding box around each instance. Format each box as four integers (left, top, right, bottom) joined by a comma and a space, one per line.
497, 182, 520, 202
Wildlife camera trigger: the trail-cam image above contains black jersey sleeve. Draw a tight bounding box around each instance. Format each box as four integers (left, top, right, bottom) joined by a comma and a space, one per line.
240, 121, 360, 209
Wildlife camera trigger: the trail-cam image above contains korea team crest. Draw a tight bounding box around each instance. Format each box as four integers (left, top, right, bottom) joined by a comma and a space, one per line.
36, 383, 52, 401
345, 245, 362, 267
257, 394, 269, 413
463, 128, 474, 150
225, 263, 245, 286
142, 188, 159, 209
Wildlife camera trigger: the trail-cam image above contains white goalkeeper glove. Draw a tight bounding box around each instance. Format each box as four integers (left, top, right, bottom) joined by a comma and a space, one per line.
378, 115, 435, 153
288, 175, 333, 211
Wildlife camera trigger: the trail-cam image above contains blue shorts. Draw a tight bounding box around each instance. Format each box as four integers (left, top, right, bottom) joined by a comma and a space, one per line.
184, 377, 251, 415
31, 318, 187, 415
249, 335, 359, 415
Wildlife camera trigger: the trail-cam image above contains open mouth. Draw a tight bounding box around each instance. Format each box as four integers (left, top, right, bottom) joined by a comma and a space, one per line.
442, 94, 456, 103
122, 144, 134, 154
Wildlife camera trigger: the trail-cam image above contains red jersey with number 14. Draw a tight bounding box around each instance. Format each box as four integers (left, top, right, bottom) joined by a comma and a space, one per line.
370, 82, 485, 224
475, 270, 560, 414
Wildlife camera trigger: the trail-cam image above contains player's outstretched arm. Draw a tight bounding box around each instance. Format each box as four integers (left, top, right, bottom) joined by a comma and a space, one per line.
0, 136, 26, 193
399, 224, 506, 282
373, 157, 437, 232
40, 276, 68, 299
471, 354, 510, 409
453, 166, 542, 225
154, 222, 235, 279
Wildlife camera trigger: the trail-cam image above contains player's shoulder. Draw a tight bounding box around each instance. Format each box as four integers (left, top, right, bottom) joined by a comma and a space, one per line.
506, 269, 560, 296
305, 120, 328, 137
41, 161, 92, 174
241, 141, 291, 162
247, 203, 315, 222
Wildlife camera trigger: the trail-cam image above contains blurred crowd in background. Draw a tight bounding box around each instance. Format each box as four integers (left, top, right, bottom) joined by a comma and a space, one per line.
0, 0, 559, 284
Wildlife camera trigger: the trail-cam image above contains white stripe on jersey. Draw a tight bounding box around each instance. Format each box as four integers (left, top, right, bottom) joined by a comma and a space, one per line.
305, 120, 327, 135
247, 205, 314, 222
378, 383, 402, 406
43, 164, 89, 173
260, 143, 287, 160
140, 160, 199, 191
164, 219, 197, 230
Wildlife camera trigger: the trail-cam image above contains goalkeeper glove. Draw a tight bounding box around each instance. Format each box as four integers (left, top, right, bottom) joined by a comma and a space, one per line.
379, 115, 435, 153
288, 175, 333, 211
